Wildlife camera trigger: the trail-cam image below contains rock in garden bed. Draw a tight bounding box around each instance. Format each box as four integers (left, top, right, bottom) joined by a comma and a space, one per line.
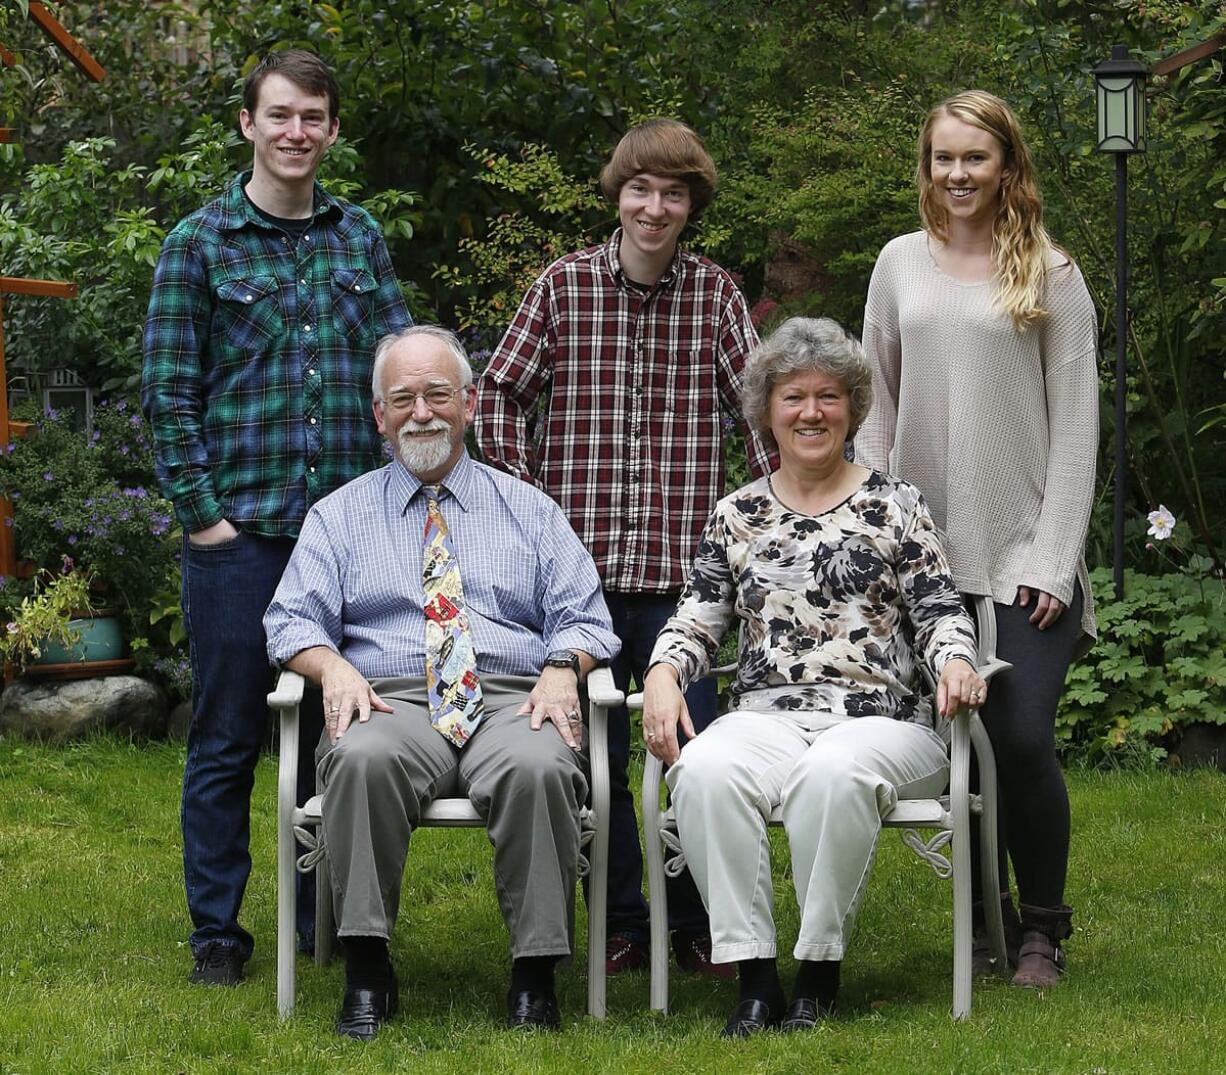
0, 675, 168, 741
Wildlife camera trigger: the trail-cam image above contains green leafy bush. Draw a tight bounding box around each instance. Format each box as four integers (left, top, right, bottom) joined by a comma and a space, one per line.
1058, 567, 1226, 765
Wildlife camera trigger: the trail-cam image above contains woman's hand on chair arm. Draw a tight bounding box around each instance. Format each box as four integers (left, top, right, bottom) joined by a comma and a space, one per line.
642, 663, 695, 765
936, 656, 988, 719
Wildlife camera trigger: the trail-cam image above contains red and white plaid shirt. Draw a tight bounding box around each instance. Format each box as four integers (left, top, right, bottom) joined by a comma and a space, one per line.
476, 230, 776, 594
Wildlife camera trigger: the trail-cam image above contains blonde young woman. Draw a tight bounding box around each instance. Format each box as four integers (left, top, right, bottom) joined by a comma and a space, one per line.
854, 90, 1098, 988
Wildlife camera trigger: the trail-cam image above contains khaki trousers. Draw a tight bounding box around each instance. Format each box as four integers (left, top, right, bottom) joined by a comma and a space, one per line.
317, 675, 588, 959
667, 710, 948, 963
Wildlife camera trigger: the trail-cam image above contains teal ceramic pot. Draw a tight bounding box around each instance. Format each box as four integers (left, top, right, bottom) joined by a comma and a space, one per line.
32, 613, 125, 665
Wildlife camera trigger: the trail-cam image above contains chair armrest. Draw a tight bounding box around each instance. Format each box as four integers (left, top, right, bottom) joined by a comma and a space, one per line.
268, 669, 305, 712
586, 665, 623, 710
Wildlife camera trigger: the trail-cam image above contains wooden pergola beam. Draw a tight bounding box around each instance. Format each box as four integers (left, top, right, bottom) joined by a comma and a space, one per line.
0, 129, 13, 144
1152, 33, 1226, 77
28, 2, 105, 83
0, 40, 16, 67
0, 276, 79, 299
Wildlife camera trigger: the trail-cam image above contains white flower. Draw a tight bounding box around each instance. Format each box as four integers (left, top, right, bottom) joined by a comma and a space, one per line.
1146, 505, 1176, 540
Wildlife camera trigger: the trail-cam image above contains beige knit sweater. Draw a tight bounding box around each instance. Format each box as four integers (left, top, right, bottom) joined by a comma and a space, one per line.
854, 230, 1098, 638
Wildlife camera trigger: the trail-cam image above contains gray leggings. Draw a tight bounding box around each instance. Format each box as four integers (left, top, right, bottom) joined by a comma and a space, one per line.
973, 583, 1084, 909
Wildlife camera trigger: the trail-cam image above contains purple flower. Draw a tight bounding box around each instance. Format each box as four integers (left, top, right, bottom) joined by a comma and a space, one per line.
43, 471, 54, 481
67, 534, 78, 545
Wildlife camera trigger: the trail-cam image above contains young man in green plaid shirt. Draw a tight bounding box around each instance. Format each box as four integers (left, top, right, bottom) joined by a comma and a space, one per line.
142, 49, 411, 986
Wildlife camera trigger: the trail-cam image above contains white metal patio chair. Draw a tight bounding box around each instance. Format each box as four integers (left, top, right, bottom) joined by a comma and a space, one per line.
270, 665, 623, 1020
635, 595, 1010, 1020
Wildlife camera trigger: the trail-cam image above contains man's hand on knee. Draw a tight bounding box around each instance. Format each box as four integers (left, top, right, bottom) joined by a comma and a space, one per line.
519, 667, 582, 750
287, 646, 393, 742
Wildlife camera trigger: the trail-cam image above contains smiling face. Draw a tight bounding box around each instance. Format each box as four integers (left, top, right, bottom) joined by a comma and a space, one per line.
769, 369, 852, 479
928, 113, 1007, 231
373, 336, 475, 483
616, 172, 692, 282
239, 72, 338, 194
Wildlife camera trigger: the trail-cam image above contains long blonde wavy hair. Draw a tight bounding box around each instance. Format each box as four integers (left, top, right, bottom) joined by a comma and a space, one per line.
917, 90, 1061, 331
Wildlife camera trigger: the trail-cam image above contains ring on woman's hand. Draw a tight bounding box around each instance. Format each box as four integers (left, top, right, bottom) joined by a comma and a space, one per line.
646, 731, 658, 741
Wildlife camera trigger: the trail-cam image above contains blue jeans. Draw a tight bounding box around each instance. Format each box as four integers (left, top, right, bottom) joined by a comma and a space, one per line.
181, 531, 321, 958
601, 591, 717, 939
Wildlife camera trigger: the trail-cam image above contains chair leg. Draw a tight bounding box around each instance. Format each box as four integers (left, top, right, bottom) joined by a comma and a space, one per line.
587, 697, 611, 1019
950, 712, 973, 1020
641, 753, 671, 1014
587, 827, 608, 1019
971, 715, 1009, 973
277, 811, 297, 1018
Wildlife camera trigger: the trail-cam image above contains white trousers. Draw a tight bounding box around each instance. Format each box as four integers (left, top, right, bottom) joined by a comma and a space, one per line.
667, 710, 949, 963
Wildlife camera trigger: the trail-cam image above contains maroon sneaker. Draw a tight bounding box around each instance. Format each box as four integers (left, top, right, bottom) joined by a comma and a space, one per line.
673, 931, 735, 980
605, 931, 649, 975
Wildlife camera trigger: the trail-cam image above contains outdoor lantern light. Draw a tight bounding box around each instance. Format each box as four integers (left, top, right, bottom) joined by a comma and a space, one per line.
1094, 44, 1148, 152
1093, 43, 1148, 600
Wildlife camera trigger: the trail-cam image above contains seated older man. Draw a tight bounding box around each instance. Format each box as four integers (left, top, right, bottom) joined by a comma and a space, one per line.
264, 325, 619, 1040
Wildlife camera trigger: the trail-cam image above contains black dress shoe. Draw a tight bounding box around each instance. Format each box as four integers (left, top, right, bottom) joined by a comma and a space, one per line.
336, 973, 399, 1042
721, 998, 780, 1038
780, 996, 832, 1031
189, 943, 246, 986
505, 988, 561, 1031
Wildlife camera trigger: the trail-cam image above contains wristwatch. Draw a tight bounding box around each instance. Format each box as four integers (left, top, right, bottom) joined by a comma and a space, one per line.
545, 649, 581, 676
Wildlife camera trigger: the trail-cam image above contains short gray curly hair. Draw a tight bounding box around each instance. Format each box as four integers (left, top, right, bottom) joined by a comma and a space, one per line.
741, 317, 873, 442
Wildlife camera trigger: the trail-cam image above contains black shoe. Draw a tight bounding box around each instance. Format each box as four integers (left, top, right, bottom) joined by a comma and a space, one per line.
505, 989, 561, 1031
336, 972, 399, 1042
721, 998, 780, 1039
780, 996, 832, 1031
189, 943, 246, 986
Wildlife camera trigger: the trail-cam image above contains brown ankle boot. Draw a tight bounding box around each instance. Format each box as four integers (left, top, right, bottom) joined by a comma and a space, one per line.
972, 892, 1022, 976
1012, 903, 1073, 988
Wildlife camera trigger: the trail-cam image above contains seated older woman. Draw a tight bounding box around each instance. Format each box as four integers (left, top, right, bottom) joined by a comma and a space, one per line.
642, 317, 987, 1037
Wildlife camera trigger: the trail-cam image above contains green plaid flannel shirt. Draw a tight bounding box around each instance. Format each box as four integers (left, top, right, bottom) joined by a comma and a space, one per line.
141, 172, 411, 538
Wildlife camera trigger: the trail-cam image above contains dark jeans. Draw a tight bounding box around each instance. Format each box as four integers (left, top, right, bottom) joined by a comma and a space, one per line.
971, 583, 1083, 910
181, 531, 322, 958
600, 591, 717, 940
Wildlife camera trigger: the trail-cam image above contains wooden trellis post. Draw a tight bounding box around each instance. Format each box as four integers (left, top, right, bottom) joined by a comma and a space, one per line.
0, 5, 103, 578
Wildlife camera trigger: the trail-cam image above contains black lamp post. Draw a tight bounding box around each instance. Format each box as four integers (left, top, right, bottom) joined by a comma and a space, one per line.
1093, 43, 1147, 601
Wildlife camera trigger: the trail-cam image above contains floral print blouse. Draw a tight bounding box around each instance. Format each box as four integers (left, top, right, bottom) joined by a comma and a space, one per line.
649, 470, 977, 728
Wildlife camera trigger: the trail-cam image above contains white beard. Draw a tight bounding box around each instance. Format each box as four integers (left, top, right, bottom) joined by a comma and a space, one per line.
397, 419, 455, 476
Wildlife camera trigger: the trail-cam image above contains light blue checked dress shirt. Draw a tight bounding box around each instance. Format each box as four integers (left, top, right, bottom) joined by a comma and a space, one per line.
264, 452, 620, 679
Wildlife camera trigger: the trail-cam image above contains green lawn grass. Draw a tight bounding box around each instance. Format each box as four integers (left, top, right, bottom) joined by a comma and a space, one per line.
1, 736, 1224, 1074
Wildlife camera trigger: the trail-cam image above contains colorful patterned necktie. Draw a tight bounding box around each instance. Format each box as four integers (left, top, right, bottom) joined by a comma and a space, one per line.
422, 485, 484, 746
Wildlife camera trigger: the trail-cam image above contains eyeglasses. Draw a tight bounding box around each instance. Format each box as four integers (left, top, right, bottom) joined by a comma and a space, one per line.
381, 385, 467, 412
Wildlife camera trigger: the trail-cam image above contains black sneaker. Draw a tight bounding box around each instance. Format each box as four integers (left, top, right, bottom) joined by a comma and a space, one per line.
189, 943, 246, 986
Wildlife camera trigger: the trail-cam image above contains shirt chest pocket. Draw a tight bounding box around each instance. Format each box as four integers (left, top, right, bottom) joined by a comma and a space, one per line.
462, 549, 540, 630
214, 276, 283, 355
660, 349, 713, 413
330, 266, 377, 341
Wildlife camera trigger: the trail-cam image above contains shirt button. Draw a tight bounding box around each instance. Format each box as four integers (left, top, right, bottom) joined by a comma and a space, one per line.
309, 466, 316, 473
304, 325, 312, 333
354, 284, 362, 292
300, 278, 307, 285
307, 368, 316, 376
309, 417, 317, 425
244, 294, 253, 303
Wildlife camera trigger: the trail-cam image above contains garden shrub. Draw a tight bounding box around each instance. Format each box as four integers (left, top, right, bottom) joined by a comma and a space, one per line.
1058, 567, 1226, 766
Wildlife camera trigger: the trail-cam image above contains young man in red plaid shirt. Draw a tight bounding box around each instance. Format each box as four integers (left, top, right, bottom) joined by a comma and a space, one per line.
476, 120, 774, 978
